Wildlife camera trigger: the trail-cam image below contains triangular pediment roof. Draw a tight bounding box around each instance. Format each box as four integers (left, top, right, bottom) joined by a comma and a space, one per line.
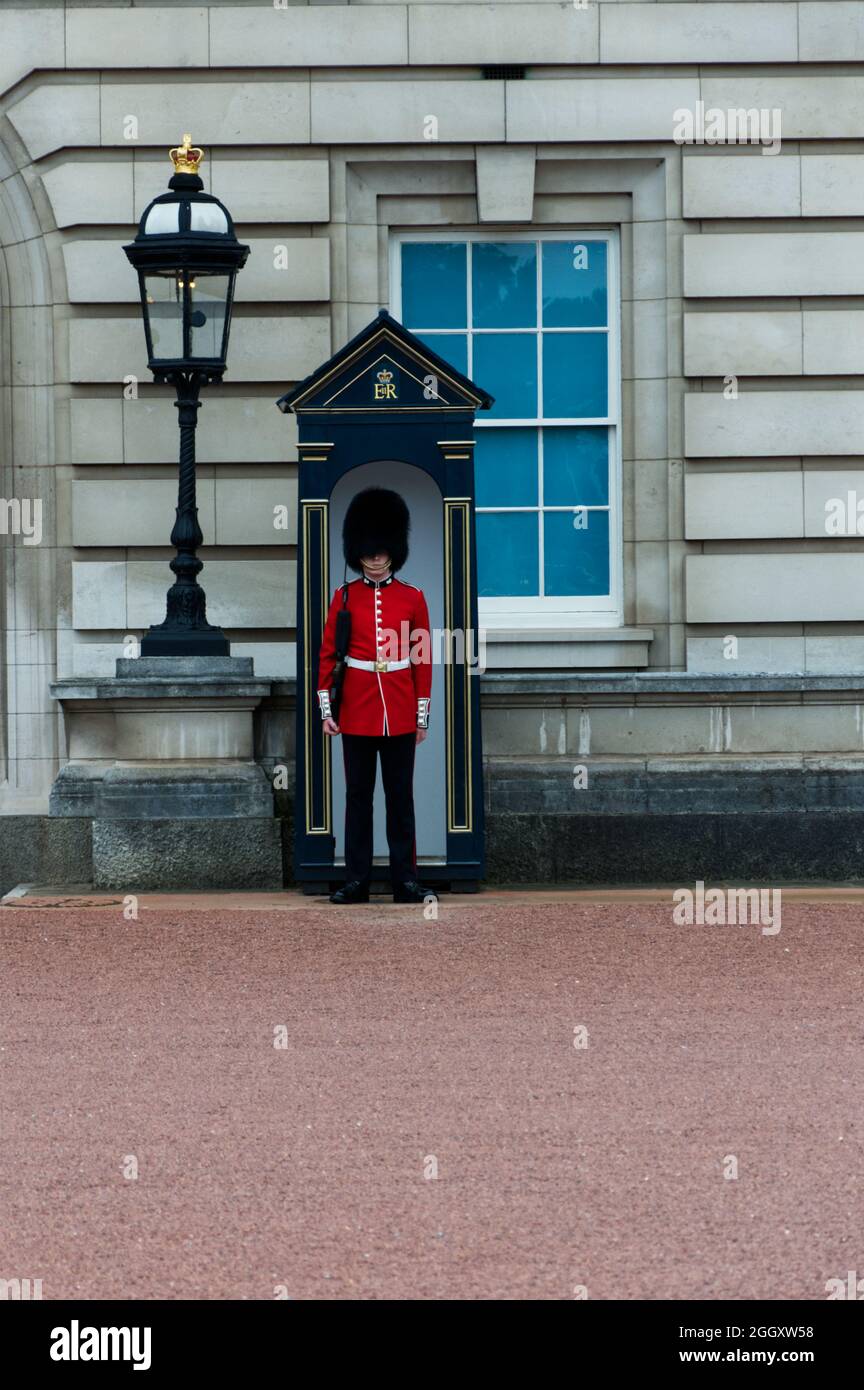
276, 309, 494, 415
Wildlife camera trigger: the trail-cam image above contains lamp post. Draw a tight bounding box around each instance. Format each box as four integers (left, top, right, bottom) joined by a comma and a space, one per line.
123, 136, 249, 656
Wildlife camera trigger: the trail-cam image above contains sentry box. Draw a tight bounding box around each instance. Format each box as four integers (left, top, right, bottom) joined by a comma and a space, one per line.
277, 310, 493, 893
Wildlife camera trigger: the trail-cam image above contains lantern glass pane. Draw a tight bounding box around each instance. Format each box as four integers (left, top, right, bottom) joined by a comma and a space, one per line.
143, 203, 180, 235
188, 274, 230, 360
144, 273, 184, 360
189, 203, 229, 233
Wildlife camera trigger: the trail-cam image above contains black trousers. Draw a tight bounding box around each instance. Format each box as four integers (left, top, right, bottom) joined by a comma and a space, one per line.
342, 732, 417, 885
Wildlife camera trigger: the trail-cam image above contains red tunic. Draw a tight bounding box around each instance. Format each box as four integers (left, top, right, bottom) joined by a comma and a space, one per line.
316, 575, 432, 736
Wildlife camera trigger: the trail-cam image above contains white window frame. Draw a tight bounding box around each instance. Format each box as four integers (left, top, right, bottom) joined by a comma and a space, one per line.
390, 228, 623, 630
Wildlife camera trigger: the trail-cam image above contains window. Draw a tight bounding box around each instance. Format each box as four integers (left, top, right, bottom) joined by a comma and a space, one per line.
391, 231, 621, 626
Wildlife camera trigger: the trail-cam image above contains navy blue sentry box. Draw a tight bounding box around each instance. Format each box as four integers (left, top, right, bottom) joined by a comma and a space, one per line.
277, 310, 493, 893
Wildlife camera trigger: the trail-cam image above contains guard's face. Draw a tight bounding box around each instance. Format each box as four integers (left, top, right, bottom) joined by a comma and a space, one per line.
361, 551, 391, 575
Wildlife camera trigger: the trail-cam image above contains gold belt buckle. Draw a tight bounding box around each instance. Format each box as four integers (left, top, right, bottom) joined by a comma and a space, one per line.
375, 657, 389, 673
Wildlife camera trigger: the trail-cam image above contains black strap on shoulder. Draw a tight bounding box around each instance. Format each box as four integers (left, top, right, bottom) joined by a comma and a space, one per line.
334, 582, 352, 665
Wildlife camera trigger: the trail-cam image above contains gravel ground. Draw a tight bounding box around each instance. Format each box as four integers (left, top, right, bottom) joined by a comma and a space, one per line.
1, 893, 862, 1301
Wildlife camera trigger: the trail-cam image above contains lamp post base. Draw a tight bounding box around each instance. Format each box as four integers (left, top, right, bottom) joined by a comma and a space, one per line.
140, 626, 230, 657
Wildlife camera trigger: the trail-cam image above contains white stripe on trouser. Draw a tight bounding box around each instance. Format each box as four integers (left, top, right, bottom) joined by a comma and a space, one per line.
376, 671, 389, 735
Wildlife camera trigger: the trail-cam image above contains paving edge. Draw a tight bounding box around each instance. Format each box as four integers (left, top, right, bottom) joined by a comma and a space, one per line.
6, 883, 864, 910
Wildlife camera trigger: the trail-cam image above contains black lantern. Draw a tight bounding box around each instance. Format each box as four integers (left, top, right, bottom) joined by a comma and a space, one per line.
123, 135, 249, 655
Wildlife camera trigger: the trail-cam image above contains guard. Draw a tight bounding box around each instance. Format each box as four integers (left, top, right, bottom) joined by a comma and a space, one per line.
317, 488, 436, 905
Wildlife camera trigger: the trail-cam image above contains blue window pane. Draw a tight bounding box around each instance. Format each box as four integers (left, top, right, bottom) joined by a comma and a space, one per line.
542, 241, 608, 327
474, 428, 538, 508
543, 427, 609, 506
477, 512, 539, 596
401, 242, 466, 329
542, 332, 607, 418
472, 242, 536, 328
544, 509, 610, 597
473, 333, 537, 419
415, 333, 468, 378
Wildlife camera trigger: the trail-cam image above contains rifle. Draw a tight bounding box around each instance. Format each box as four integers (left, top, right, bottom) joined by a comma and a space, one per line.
329, 583, 351, 724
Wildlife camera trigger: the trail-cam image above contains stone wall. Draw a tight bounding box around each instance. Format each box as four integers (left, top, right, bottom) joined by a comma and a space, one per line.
2, 1, 864, 836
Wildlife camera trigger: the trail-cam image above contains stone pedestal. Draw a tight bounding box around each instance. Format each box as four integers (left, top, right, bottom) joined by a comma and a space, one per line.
49, 656, 282, 890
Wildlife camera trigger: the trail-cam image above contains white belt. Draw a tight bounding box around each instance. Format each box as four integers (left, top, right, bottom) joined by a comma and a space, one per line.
346, 655, 410, 673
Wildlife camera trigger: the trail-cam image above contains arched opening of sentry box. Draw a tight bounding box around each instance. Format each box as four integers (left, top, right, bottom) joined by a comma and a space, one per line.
329, 460, 446, 868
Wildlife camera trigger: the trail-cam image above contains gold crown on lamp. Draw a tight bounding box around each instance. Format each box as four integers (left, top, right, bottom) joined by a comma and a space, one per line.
169, 134, 204, 175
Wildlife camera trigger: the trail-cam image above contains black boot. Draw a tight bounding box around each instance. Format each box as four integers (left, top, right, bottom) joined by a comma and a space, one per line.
330, 879, 370, 905
393, 880, 436, 904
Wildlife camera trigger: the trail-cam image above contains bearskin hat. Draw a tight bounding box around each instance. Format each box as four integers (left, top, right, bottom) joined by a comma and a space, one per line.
343, 487, 410, 574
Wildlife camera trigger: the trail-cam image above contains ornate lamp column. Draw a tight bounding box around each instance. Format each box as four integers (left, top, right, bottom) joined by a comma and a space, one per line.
123, 136, 250, 655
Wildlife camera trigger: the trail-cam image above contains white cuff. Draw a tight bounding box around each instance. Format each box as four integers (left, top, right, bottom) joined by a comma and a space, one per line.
417, 697, 430, 730
317, 689, 332, 720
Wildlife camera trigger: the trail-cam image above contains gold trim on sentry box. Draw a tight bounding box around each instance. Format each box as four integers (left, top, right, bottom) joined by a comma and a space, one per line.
320, 353, 455, 409
459, 499, 472, 833
443, 499, 472, 834
303, 500, 331, 836
298, 405, 470, 414
291, 325, 486, 410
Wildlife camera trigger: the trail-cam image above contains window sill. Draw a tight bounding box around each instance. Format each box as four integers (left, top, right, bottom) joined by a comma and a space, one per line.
480, 627, 653, 671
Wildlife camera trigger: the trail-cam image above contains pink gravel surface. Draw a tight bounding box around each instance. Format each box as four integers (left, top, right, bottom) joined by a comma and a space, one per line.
1, 894, 862, 1301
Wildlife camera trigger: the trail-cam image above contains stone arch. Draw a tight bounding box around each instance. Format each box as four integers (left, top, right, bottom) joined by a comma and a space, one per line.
0, 111, 62, 809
